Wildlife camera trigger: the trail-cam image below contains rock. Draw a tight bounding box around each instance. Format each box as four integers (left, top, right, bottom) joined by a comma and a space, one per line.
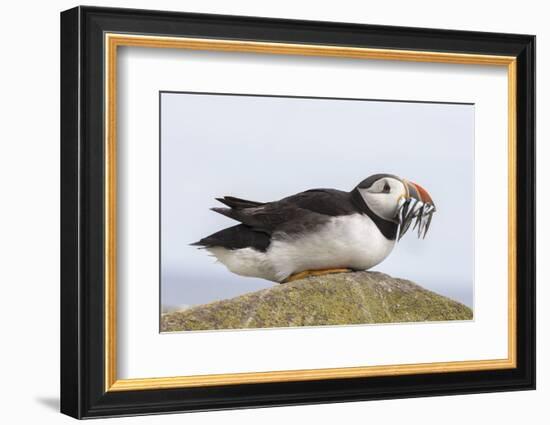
161, 304, 190, 314
161, 271, 473, 332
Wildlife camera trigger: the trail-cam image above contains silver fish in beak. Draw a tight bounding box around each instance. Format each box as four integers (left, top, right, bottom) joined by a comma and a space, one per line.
396, 179, 436, 240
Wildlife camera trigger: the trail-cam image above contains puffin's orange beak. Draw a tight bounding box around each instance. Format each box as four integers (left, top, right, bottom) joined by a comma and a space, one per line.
406, 180, 434, 207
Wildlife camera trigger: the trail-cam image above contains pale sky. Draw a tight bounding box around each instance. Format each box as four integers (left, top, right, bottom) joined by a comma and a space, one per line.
161, 92, 474, 309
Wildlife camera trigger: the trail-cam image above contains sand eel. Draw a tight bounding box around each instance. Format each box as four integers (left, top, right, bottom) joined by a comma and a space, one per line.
191, 174, 436, 283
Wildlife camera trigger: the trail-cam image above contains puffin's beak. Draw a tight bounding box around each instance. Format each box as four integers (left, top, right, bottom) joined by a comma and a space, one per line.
405, 180, 434, 205
397, 179, 436, 240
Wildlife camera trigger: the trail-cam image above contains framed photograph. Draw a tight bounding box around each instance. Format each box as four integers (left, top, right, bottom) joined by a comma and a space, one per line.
60, 6, 535, 419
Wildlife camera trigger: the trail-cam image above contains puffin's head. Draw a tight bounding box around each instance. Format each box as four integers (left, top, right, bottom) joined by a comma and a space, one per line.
352, 173, 436, 240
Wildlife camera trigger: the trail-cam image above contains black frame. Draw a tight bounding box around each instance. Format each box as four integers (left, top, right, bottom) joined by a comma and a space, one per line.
61, 6, 536, 419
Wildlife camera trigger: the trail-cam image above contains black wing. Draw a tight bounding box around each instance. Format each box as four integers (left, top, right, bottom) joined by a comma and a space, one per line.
192, 190, 356, 251
211, 189, 356, 234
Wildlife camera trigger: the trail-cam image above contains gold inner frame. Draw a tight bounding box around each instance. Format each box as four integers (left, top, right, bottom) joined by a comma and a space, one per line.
104, 33, 517, 392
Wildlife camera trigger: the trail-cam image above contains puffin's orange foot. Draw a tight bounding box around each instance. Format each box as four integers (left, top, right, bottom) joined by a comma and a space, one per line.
283, 268, 352, 283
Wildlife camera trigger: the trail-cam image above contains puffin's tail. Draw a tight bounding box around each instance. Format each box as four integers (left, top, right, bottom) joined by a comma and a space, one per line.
189, 240, 207, 247
190, 196, 269, 248
215, 196, 264, 209
190, 224, 270, 252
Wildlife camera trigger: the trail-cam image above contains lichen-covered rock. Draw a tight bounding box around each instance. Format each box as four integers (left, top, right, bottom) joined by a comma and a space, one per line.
161, 271, 473, 332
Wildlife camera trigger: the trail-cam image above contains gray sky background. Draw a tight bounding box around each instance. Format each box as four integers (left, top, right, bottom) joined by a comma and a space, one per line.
161, 92, 474, 311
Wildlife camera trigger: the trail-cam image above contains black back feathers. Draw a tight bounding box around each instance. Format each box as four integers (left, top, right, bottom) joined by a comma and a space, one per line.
192, 190, 355, 251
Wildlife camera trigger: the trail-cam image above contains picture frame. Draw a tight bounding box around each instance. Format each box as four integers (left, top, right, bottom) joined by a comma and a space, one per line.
60, 5, 535, 419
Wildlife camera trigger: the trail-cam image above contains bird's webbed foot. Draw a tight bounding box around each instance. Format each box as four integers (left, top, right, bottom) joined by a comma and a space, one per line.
282, 268, 352, 283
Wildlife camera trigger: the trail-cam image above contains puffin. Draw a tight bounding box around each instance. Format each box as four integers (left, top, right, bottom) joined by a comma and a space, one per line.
191, 174, 436, 283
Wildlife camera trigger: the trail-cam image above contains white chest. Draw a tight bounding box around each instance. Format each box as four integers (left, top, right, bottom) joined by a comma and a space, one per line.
268, 214, 396, 280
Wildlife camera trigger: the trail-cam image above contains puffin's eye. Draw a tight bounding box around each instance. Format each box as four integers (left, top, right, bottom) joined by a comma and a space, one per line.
382, 182, 391, 193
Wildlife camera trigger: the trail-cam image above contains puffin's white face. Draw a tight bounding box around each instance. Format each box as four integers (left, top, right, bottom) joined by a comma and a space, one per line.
355, 173, 436, 240
358, 177, 407, 222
